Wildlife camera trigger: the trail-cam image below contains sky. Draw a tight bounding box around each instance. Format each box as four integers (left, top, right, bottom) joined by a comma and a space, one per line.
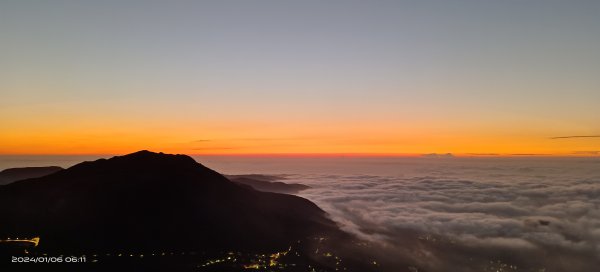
1, 0, 599, 155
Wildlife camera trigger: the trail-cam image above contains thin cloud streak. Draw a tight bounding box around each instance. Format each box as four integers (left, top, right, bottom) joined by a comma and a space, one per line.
550, 135, 600, 139
191, 147, 237, 151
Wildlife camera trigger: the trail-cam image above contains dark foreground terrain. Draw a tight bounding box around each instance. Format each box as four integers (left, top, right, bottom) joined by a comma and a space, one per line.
0, 151, 381, 271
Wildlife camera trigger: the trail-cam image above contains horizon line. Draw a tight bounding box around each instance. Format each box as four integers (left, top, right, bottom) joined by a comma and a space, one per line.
0, 151, 598, 158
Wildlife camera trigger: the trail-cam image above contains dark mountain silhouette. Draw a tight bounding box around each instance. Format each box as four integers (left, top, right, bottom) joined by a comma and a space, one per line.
422, 153, 454, 158
0, 166, 63, 185
0, 151, 342, 253
226, 174, 310, 194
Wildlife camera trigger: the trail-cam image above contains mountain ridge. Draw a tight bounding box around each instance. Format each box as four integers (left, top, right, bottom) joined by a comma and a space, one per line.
0, 166, 63, 185
0, 150, 342, 253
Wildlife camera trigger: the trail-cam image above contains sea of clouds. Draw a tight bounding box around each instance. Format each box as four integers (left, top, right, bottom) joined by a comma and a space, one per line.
290, 158, 600, 272
4, 155, 600, 271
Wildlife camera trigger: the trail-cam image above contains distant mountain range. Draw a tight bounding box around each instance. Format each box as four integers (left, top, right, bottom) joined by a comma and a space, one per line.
0, 166, 63, 185
226, 174, 310, 194
0, 151, 342, 253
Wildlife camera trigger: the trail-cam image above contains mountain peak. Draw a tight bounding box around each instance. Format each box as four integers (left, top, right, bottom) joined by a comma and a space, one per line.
65, 150, 204, 175
118, 150, 192, 161
127, 149, 157, 156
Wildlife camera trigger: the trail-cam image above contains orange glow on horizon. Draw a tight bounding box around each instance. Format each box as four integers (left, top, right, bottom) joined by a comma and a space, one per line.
1, 132, 598, 157
1, 111, 598, 157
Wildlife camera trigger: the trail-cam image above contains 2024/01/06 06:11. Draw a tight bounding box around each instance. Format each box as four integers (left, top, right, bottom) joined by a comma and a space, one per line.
12, 256, 87, 263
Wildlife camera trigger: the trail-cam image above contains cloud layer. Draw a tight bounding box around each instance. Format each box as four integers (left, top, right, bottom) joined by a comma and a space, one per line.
293, 159, 600, 271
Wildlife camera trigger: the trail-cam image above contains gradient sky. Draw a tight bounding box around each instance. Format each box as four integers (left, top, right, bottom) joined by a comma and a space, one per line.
1, 0, 599, 155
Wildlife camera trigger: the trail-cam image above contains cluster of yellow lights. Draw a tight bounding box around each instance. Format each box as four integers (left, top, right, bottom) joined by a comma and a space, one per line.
241, 246, 295, 270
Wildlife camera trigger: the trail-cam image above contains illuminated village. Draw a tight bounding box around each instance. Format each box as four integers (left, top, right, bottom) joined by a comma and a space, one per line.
1, 236, 369, 271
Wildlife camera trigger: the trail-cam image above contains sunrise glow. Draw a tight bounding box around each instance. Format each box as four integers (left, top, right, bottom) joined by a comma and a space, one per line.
1, 1, 598, 156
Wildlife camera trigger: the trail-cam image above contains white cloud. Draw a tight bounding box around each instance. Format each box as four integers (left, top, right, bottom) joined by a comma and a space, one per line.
292, 160, 600, 271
